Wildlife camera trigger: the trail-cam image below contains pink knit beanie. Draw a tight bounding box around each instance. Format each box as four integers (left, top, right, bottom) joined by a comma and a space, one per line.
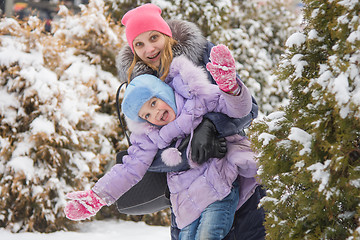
121, 4, 172, 52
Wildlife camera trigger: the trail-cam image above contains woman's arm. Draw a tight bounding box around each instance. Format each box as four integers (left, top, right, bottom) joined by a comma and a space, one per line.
204, 97, 258, 138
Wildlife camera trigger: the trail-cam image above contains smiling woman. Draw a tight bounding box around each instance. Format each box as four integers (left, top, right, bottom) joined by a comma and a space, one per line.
132, 31, 166, 69
121, 4, 176, 82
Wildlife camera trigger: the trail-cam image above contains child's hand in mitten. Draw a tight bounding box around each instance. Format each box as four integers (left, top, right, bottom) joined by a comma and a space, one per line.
64, 190, 106, 221
206, 44, 240, 95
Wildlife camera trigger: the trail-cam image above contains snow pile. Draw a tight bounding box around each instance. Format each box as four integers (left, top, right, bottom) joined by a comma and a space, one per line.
0, 219, 170, 240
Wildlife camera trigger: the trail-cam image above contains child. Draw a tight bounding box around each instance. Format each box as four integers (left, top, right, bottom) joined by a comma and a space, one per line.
64, 46, 259, 239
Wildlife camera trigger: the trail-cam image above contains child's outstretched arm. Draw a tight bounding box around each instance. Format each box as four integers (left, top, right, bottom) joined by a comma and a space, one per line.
206, 44, 240, 95
64, 132, 159, 221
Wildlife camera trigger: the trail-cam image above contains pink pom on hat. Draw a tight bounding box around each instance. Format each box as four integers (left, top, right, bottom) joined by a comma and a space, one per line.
121, 4, 172, 52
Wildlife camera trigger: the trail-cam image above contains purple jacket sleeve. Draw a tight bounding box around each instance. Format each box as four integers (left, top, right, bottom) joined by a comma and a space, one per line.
158, 80, 252, 143
92, 133, 159, 205
202, 42, 258, 137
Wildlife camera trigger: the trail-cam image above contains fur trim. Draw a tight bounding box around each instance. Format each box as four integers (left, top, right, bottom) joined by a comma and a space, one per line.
167, 55, 212, 98
161, 148, 182, 166
116, 19, 207, 83
125, 115, 152, 134
116, 46, 154, 83
168, 19, 207, 64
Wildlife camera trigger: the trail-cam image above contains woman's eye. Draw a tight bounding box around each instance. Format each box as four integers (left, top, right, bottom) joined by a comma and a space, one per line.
145, 113, 150, 119
134, 42, 143, 47
151, 35, 158, 41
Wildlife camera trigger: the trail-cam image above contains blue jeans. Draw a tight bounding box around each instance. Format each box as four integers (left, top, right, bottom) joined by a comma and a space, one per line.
178, 184, 240, 240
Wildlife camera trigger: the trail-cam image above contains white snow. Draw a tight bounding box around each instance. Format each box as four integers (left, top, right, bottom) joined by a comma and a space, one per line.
347, 29, 360, 43
294, 160, 305, 170
264, 111, 286, 131
338, 0, 359, 9
30, 115, 56, 135
285, 32, 306, 48
7, 156, 35, 180
290, 54, 308, 79
0, 89, 19, 125
330, 73, 350, 105
258, 133, 276, 146
0, 219, 170, 240
308, 29, 324, 41
307, 160, 331, 192
288, 127, 312, 155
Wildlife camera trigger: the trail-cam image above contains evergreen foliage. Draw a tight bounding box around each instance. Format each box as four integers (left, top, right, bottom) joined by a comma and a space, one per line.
249, 0, 360, 239
224, 0, 301, 115
157, 0, 231, 42
105, 0, 231, 42
0, 0, 124, 232
104, 0, 151, 22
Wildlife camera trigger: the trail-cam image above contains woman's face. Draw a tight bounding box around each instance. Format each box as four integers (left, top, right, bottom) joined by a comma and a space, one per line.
138, 97, 176, 126
133, 31, 166, 68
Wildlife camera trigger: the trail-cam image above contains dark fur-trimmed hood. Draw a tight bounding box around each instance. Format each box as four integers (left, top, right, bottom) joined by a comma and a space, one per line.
116, 19, 208, 83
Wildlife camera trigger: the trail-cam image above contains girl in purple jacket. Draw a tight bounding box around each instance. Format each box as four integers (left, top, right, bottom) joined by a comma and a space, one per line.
64, 45, 259, 239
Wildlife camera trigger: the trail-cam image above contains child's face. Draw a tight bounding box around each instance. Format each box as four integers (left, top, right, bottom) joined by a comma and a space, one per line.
138, 97, 176, 126
133, 31, 166, 68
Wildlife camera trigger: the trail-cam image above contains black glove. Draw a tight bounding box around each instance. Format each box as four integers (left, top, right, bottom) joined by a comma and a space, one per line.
116, 150, 128, 164
178, 118, 227, 164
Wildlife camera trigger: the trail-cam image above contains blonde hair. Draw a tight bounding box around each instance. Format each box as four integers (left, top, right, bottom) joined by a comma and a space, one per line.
127, 34, 177, 83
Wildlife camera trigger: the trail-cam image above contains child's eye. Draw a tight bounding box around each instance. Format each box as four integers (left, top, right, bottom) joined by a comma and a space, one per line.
145, 113, 150, 119
151, 100, 156, 107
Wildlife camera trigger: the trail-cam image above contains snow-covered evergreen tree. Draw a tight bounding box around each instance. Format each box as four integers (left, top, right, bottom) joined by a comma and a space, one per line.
104, 0, 150, 22
0, 0, 124, 232
225, 0, 301, 115
250, 0, 360, 239
155, 0, 231, 42
104, 0, 230, 43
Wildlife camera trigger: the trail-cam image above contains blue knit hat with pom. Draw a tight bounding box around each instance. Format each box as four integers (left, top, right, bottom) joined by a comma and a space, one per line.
122, 74, 177, 122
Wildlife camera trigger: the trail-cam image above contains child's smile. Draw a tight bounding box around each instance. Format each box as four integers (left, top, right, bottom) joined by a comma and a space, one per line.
138, 97, 176, 126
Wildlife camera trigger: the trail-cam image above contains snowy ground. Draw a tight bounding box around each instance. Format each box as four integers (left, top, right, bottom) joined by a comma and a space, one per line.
0, 219, 170, 240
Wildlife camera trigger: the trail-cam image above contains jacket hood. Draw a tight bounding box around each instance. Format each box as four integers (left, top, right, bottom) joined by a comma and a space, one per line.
121, 74, 177, 123
165, 55, 211, 98
116, 19, 207, 83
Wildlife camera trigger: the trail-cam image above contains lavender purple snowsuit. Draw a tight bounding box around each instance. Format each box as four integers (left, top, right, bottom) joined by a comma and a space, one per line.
93, 55, 259, 229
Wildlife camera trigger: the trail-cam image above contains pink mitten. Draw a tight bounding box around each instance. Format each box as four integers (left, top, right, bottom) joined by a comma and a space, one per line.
206, 44, 240, 94
64, 190, 106, 221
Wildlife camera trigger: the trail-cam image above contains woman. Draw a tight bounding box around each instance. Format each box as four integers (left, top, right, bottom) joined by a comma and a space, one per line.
116, 4, 264, 240
65, 51, 257, 239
